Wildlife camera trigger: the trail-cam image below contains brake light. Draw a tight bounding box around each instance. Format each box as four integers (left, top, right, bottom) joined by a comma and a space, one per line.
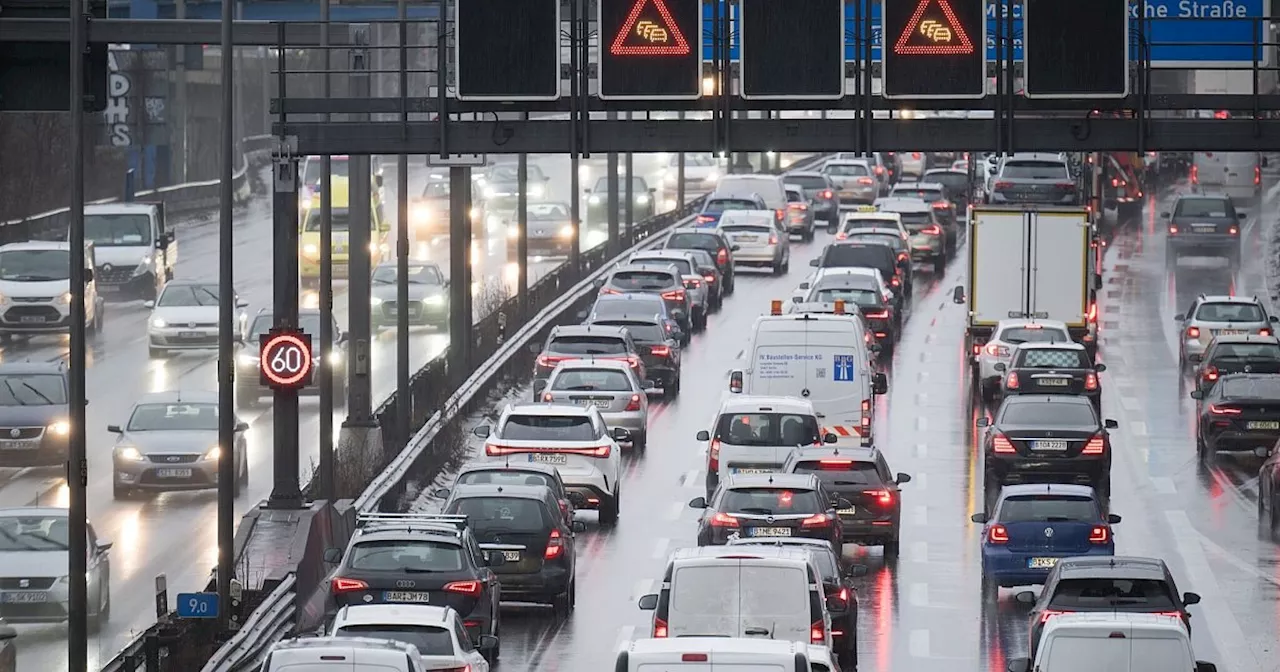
911, 152, 921, 159
545, 529, 564, 559
857, 177, 874, 185
682, 654, 709, 662
1083, 435, 1106, 454
993, 433, 1015, 453
897, 252, 908, 262
874, 166, 884, 175
696, 214, 715, 224
801, 513, 835, 528
654, 618, 669, 638
775, 209, 786, 221
838, 587, 850, 604
864, 310, 889, 319
1085, 372, 1098, 391
437, 666, 470, 672
922, 224, 942, 235
995, 181, 1013, 189
932, 201, 950, 209
684, 278, 702, 288
1209, 404, 1241, 415
542, 392, 553, 402
987, 524, 1009, 544
1187, 326, 1200, 339
626, 355, 641, 370
1169, 225, 1179, 234
444, 580, 482, 597
1006, 371, 1020, 389
710, 512, 739, 527
625, 394, 642, 411
331, 577, 368, 593
1111, 177, 1120, 187
791, 203, 809, 211
1089, 525, 1110, 544
810, 621, 825, 644
1056, 182, 1076, 190
703, 274, 716, 283
650, 344, 671, 357
836, 232, 848, 239
1204, 366, 1218, 382
661, 289, 686, 302
1256, 165, 1261, 185
1262, 328, 1273, 336
1229, 225, 1239, 235
769, 233, 779, 245
1190, 165, 1199, 183
820, 459, 853, 468
487, 444, 611, 458
708, 438, 720, 471
821, 189, 833, 198
1040, 609, 1070, 624
599, 287, 621, 295
985, 343, 1010, 357
890, 276, 901, 287
1087, 302, 1098, 322
717, 248, 728, 265
867, 489, 893, 506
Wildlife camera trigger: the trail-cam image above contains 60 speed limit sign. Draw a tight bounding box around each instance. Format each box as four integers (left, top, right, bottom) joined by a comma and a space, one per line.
259, 329, 314, 390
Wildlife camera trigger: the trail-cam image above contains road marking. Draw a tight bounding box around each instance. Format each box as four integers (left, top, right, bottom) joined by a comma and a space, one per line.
919, 350, 931, 363
652, 537, 670, 559
666, 501, 684, 520
924, 333, 934, 344
909, 629, 931, 658
916, 416, 928, 432
909, 582, 929, 607
615, 625, 636, 650
915, 392, 927, 406
917, 371, 929, 383
631, 579, 654, 602
912, 505, 928, 526
1120, 395, 1140, 412
1150, 476, 1177, 495
1130, 421, 1148, 436
915, 472, 928, 490
909, 541, 928, 563
683, 469, 700, 487
915, 443, 928, 459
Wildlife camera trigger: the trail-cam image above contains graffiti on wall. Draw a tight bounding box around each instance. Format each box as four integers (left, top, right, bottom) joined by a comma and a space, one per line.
103, 50, 132, 146
99, 47, 169, 148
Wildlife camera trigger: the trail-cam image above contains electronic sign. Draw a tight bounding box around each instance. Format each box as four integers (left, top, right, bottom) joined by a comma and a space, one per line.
456, 0, 561, 101
259, 329, 314, 391
881, 0, 986, 99
1023, 0, 1129, 99
598, 0, 702, 100
739, 0, 844, 100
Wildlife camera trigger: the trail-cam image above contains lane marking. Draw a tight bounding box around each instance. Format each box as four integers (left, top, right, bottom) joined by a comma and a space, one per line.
916, 416, 928, 432
915, 472, 928, 490
915, 392, 927, 406
1130, 421, 1148, 437
912, 505, 928, 526
1120, 395, 1140, 413
908, 540, 928, 563
909, 629, 931, 658
682, 469, 699, 487
666, 501, 684, 521
909, 582, 929, 607
915, 443, 928, 459
652, 537, 670, 559
1150, 476, 1177, 495
917, 371, 929, 383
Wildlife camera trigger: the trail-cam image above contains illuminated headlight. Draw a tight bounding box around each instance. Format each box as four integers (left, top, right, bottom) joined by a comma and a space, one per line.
370, 296, 384, 306
483, 186, 496, 198
422, 295, 445, 305
656, 152, 672, 163
116, 446, 145, 462
133, 254, 152, 276
328, 351, 343, 366
706, 169, 719, 182
411, 205, 430, 223
48, 421, 69, 436
780, 157, 792, 168
237, 353, 258, 366
588, 195, 601, 205
578, 164, 592, 181
507, 225, 519, 239
636, 194, 650, 204
202, 446, 221, 461
303, 243, 319, 258
559, 224, 575, 239
528, 185, 545, 199
151, 318, 167, 329
60, 292, 73, 305
469, 206, 480, 220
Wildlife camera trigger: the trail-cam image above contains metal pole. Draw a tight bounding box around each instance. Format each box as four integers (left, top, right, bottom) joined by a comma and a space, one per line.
624, 152, 634, 237
676, 142, 686, 208
396, 0, 410, 452
607, 150, 619, 255
447, 167, 470, 379
67, 0, 88, 667
317, 0, 334, 500
345, 26, 375, 424
517, 153, 529, 317
216, 0, 236, 627
568, 0, 582, 276
173, 0, 187, 184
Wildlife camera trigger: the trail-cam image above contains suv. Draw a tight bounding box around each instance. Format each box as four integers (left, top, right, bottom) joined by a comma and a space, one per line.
629, 251, 710, 331
263, 637, 426, 672
988, 153, 1079, 206
0, 241, 104, 340
1192, 334, 1280, 393
1191, 373, 1280, 459
781, 445, 911, 558
783, 184, 817, 241
599, 265, 692, 334
809, 240, 908, 301
236, 309, 348, 409
697, 396, 829, 498
1175, 294, 1277, 368
1163, 193, 1246, 264
876, 197, 953, 272
690, 473, 847, 554
663, 227, 737, 295
328, 604, 496, 668
541, 359, 650, 450
433, 460, 575, 526
782, 171, 839, 228
821, 160, 878, 205
695, 194, 768, 228
531, 324, 644, 383
887, 181, 957, 226
0, 362, 70, 467
585, 302, 684, 395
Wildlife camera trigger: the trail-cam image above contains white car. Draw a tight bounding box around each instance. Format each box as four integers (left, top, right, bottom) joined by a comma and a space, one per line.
899, 151, 927, 179
0, 507, 112, 631
475, 402, 627, 526
541, 359, 651, 449
698, 396, 830, 498
718, 210, 790, 275
145, 280, 249, 358
0, 241, 104, 341
264, 637, 426, 672
328, 604, 495, 671
976, 319, 1072, 402
793, 266, 892, 306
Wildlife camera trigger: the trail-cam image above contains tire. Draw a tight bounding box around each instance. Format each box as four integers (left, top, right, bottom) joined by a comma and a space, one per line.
771, 262, 783, 277
803, 228, 815, 243
148, 346, 166, 359
932, 256, 946, 275
981, 573, 998, 603
599, 490, 620, 527
782, 259, 790, 274
632, 431, 648, 452
883, 536, 900, 560
112, 481, 131, 501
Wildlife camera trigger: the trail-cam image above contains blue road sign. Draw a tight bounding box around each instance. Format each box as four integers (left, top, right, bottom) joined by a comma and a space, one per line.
833, 354, 858, 382
176, 592, 219, 619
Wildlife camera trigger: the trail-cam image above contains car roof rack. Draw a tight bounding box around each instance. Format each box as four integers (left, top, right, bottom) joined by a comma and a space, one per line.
356, 513, 468, 533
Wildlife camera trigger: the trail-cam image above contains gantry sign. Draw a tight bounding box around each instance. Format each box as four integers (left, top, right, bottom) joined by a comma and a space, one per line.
598, 0, 702, 99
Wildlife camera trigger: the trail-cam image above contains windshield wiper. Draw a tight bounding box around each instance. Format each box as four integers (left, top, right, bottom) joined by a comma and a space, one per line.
2, 380, 28, 406
563, 385, 598, 391
21, 531, 67, 550
400, 567, 438, 573
20, 382, 54, 405
736, 507, 774, 515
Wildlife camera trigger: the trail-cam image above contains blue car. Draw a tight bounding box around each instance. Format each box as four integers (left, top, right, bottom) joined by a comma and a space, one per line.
693, 195, 767, 227
971, 483, 1120, 597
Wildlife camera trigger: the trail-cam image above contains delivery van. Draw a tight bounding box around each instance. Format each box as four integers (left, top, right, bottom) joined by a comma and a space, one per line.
1191, 151, 1261, 207
1006, 613, 1218, 672
615, 637, 811, 672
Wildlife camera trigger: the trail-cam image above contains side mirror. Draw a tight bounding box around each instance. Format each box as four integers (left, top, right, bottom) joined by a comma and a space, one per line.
731, 245, 741, 252
1188, 353, 1202, 363
792, 296, 801, 304
1107, 513, 1122, 524
975, 417, 991, 427
1237, 212, 1248, 220
142, 300, 155, 309
971, 512, 988, 524
1174, 313, 1186, 321
844, 564, 869, 578
799, 282, 811, 290
486, 551, 507, 567
729, 370, 744, 393
1270, 315, 1279, 323
649, 187, 656, 194
953, 286, 966, 304
1095, 363, 1107, 372
96, 540, 113, 553
237, 299, 250, 308
431, 487, 450, 498
1190, 390, 1204, 400
235, 421, 249, 432
611, 427, 632, 441
824, 433, 839, 444
993, 363, 1006, 372
472, 426, 491, 439
85, 268, 94, 283
1183, 592, 1201, 605
477, 634, 499, 650
1006, 658, 1031, 672
1195, 663, 1218, 672
0, 624, 16, 642
528, 342, 544, 354
809, 258, 819, 267
1014, 590, 1037, 605
1161, 212, 1172, 219
583, 188, 591, 194
572, 520, 588, 533
532, 380, 548, 398
696, 430, 711, 441
1104, 419, 1119, 429
106, 424, 122, 433
895, 473, 911, 485
688, 496, 708, 509
872, 372, 888, 395
638, 593, 659, 610
322, 547, 342, 563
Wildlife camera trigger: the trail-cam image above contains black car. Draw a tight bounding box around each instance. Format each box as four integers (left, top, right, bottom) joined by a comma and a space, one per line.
1163, 193, 1245, 263
1193, 334, 1280, 393
1015, 555, 1201, 658
530, 324, 643, 382
998, 342, 1105, 412
1191, 373, 1280, 459
599, 265, 692, 334
783, 171, 840, 227
325, 513, 507, 651
235, 309, 347, 409
922, 168, 973, 211
978, 395, 1117, 503
433, 460, 574, 527
1257, 439, 1280, 531
0, 362, 70, 467
586, 292, 687, 345
585, 176, 656, 224
585, 312, 683, 398
443, 483, 586, 612
781, 446, 911, 559
810, 241, 910, 301
841, 228, 913, 285
799, 274, 901, 346
663, 227, 737, 295
689, 473, 848, 555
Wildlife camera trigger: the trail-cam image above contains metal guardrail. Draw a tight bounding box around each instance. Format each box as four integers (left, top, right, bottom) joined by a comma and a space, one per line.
197, 576, 297, 672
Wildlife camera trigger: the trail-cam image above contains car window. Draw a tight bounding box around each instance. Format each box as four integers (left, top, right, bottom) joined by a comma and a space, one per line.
551, 369, 633, 392
0, 249, 72, 282
847, 233, 905, 249
1000, 326, 1070, 345
593, 177, 648, 192
890, 188, 943, 202
1000, 402, 1096, 426
1000, 160, 1069, 179
924, 172, 969, 191
591, 320, 665, 343
721, 488, 823, 514
157, 284, 221, 307
1211, 343, 1280, 360
786, 190, 805, 203
997, 495, 1098, 522
704, 199, 758, 213
786, 175, 828, 189
1195, 302, 1265, 322
820, 245, 894, 271
1017, 349, 1090, 368
0, 514, 69, 551
501, 414, 596, 441
250, 314, 329, 341
824, 164, 870, 176
611, 270, 676, 290
448, 497, 551, 532
422, 181, 449, 197
347, 540, 463, 572
453, 619, 475, 651
303, 157, 350, 184
791, 459, 882, 487
529, 203, 570, 220
811, 287, 883, 307
372, 264, 444, 285
721, 224, 775, 236
716, 413, 820, 446
635, 258, 693, 275
1048, 578, 1177, 610
896, 212, 934, 227
458, 470, 555, 489
1174, 198, 1232, 218
0, 373, 67, 405
667, 233, 723, 252
85, 213, 153, 247
333, 624, 455, 656
304, 208, 350, 232
591, 296, 666, 319
548, 335, 628, 355
805, 549, 840, 583
127, 402, 219, 431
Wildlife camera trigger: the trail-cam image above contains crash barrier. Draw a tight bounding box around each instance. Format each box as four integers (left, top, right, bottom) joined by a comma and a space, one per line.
0, 134, 275, 245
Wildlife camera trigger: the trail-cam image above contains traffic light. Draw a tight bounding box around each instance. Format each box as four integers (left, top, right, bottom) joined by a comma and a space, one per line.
456, 0, 561, 100
881, 0, 985, 99
598, 0, 702, 100
1023, 0, 1129, 98
739, 0, 843, 100
0, 0, 108, 112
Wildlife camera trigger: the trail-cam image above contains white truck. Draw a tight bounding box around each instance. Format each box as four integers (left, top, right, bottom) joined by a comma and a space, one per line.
953, 206, 1100, 377
82, 202, 175, 301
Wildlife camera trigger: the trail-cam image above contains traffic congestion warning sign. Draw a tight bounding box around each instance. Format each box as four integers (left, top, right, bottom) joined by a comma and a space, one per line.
880, 0, 985, 99
598, 0, 701, 99
610, 0, 691, 56
893, 0, 975, 55
259, 328, 314, 391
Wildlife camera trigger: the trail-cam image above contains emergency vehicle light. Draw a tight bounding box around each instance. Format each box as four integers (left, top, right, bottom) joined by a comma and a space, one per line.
771, 300, 783, 315
833, 300, 846, 315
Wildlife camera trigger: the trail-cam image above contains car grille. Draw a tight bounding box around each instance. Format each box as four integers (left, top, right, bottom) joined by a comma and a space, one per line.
0, 577, 56, 590
379, 302, 423, 318
11, 297, 54, 303
147, 454, 201, 464
0, 603, 67, 619
0, 427, 44, 439
96, 264, 134, 284
3, 306, 61, 322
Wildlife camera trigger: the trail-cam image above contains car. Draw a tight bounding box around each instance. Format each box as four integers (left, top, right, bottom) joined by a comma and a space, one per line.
780, 445, 910, 558
1190, 373, 1280, 459
586, 176, 656, 224
988, 152, 1079, 205
712, 175, 789, 222
144, 280, 249, 358
442, 483, 587, 611
792, 268, 899, 345
976, 319, 1073, 403
887, 181, 958, 226
628, 251, 710, 331
978, 395, 1118, 504
698, 396, 829, 498
694, 194, 768, 228
504, 202, 577, 258
474, 403, 628, 525
1192, 334, 1280, 393
1163, 193, 1246, 264
0, 362, 71, 467
0, 507, 111, 631
1176, 294, 1277, 368
971, 484, 1119, 598
538, 359, 651, 449
0, 241, 104, 340
808, 240, 909, 301
325, 513, 506, 652
615, 638, 820, 672
783, 184, 817, 241
663, 227, 737, 295
833, 152, 893, 190
922, 168, 974, 212
530, 323, 644, 383
263, 637, 427, 672
1257, 435, 1280, 531
599, 264, 693, 334
584, 306, 684, 397
820, 159, 879, 205
682, 248, 725, 311
328, 603, 496, 669
783, 171, 840, 228
1016, 555, 1201, 657
478, 163, 551, 229
410, 178, 483, 240
998, 342, 1105, 412
235, 309, 348, 409
836, 208, 909, 240
107, 390, 249, 499
689, 473, 848, 554
875, 197, 954, 272
661, 152, 722, 194
718, 210, 791, 275
828, 227, 913, 304
1008, 612, 1216, 672
897, 151, 926, 180
434, 460, 574, 526
370, 261, 449, 330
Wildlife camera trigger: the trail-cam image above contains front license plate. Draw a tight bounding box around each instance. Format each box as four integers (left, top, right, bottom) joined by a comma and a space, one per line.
156, 468, 193, 478
1027, 557, 1059, 569
19, 316, 45, 324
178, 331, 204, 338
383, 591, 430, 603
1038, 378, 1070, 387
528, 453, 567, 465
748, 527, 793, 537
502, 550, 521, 562
1033, 440, 1069, 451
1248, 421, 1280, 430
1, 592, 47, 603
733, 468, 773, 474
0, 440, 34, 450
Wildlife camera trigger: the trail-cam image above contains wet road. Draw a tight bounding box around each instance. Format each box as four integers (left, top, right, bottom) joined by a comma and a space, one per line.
416, 182, 1280, 672
3, 151, 681, 670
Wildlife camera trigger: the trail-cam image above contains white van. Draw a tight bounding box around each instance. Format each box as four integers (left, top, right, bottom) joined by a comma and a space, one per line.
615, 638, 812, 672
0, 241, 104, 340
729, 303, 887, 445
1191, 151, 1261, 206
82, 202, 175, 301
1007, 613, 1217, 672
262, 636, 426, 672
713, 174, 789, 222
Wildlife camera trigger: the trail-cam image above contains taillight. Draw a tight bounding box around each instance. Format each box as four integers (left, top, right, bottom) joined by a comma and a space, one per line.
838, 587, 850, 604
1209, 404, 1241, 415
867, 489, 893, 506
835, 232, 848, 239
696, 214, 715, 224
1083, 435, 1106, 454
911, 152, 921, 159
810, 621, 825, 644
932, 201, 950, 209
874, 166, 884, 175
545, 529, 564, 559
987, 524, 1009, 544
801, 513, 835, 528
625, 394, 642, 411
1089, 525, 1111, 544
821, 189, 833, 198
1187, 326, 1200, 339
1040, 609, 1069, 624
791, 203, 809, 211
542, 392, 553, 402
717, 248, 728, 265
1262, 328, 1274, 336
331, 577, 368, 593
654, 618, 669, 638
922, 224, 942, 235
890, 276, 901, 287
985, 343, 1010, 357
1169, 225, 1179, 234
864, 310, 889, 319
1203, 366, 1218, 382
627, 355, 641, 370
437, 667, 470, 672
768, 234, 779, 245
537, 354, 570, 368
661, 289, 686, 301
650, 344, 671, 357
1006, 371, 1020, 389
1190, 165, 1199, 183
444, 580, 482, 597
1055, 182, 1076, 191
993, 433, 1015, 453
1087, 302, 1098, 322
599, 287, 621, 295
710, 512, 739, 527
897, 252, 908, 262
708, 438, 721, 471
775, 209, 786, 221
994, 181, 1013, 189
1085, 372, 1098, 391
703, 274, 716, 283
1255, 165, 1261, 185
857, 177, 874, 185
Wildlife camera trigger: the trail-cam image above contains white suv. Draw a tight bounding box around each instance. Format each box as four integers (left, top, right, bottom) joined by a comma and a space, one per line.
0, 241, 104, 341
1176, 294, 1277, 366
474, 402, 628, 526
328, 604, 495, 671
976, 319, 1071, 402
698, 396, 833, 499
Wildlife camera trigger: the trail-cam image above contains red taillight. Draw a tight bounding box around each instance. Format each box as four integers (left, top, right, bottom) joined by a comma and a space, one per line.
487, 444, 611, 458
537, 354, 570, 368
1006, 371, 1020, 389
696, 215, 715, 224
654, 618, 669, 638
627, 355, 641, 370
864, 310, 889, 319
703, 274, 716, 283
821, 189, 833, 198
650, 344, 671, 357
867, 489, 893, 506
708, 438, 720, 471
625, 394, 642, 411
1089, 525, 1110, 544
331, 577, 368, 593
710, 512, 739, 527
542, 392, 553, 402
682, 654, 709, 662
1190, 165, 1199, 183
994, 181, 1013, 189
1085, 372, 1098, 391
1087, 302, 1098, 322
443, 580, 482, 597
922, 224, 942, 235
599, 287, 621, 295
768, 234, 779, 245
1169, 225, 1179, 234
1209, 404, 1241, 415
775, 209, 786, 221
993, 433, 1015, 453
985, 343, 1009, 357
801, 513, 835, 528
1229, 225, 1239, 235
1204, 366, 1219, 382
932, 201, 950, 209
890, 275, 901, 287
1255, 165, 1261, 185
661, 289, 686, 302
1187, 326, 1201, 339
717, 248, 728, 265
838, 587, 850, 604
1041, 609, 1070, 624
791, 203, 809, 211
911, 152, 921, 159
810, 621, 825, 644
1083, 435, 1106, 454
987, 524, 1009, 544
897, 252, 908, 262
437, 667, 469, 672
836, 231, 848, 240
545, 529, 564, 559
857, 177, 874, 185
874, 166, 884, 175
1262, 328, 1273, 336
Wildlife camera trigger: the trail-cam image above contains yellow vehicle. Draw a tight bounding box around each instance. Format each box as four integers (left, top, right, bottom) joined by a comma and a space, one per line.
299, 175, 390, 287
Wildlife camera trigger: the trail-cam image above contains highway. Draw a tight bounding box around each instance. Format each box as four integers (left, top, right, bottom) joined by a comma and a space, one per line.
1, 150, 682, 670
414, 180, 1280, 672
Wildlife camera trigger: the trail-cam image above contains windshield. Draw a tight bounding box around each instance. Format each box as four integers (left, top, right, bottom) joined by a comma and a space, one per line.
333, 624, 455, 657
302, 157, 349, 185
792, 460, 882, 487
0, 249, 71, 282
127, 402, 218, 431
458, 470, 555, 489
1000, 402, 1097, 427
704, 199, 757, 214
372, 264, 443, 285
812, 287, 882, 306
924, 172, 969, 191
634, 258, 693, 275
667, 233, 721, 252
716, 412, 820, 446
501, 414, 596, 441
820, 246, 893, 271
1048, 578, 1177, 610
85, 213, 152, 247
1000, 326, 1069, 345
1196, 302, 1265, 322
157, 284, 221, 307
303, 209, 350, 232
1001, 160, 1069, 180
593, 177, 648, 192
590, 298, 665, 320
786, 175, 828, 189
422, 181, 450, 198
1017, 349, 1091, 368
999, 494, 1098, 522
551, 369, 633, 392
0, 374, 67, 406
898, 212, 934, 227
529, 204, 570, 220
890, 188, 943, 203
592, 320, 665, 343
449, 497, 550, 532
1212, 343, 1280, 360
824, 164, 869, 176
610, 270, 675, 290
673, 153, 717, 167
249, 314, 328, 341
1175, 198, 1233, 218
347, 540, 463, 572
0, 515, 70, 551
548, 335, 627, 355
721, 488, 823, 515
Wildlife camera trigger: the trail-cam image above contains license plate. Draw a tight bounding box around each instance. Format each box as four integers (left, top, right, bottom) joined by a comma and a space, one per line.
736, 235, 759, 242
18, 316, 45, 324
837, 507, 856, 515
178, 331, 204, 338
383, 591, 430, 603
528, 453, 567, 465
1033, 440, 1069, 451
156, 468, 193, 478
1038, 378, 1071, 387
502, 550, 521, 562
1192, 225, 1216, 232
733, 468, 773, 474
98, 285, 118, 293
0, 440, 34, 450
747, 527, 792, 537
575, 399, 610, 408
1, 592, 47, 603
1247, 421, 1280, 430
1215, 329, 1246, 336
1027, 557, 1059, 569
334, 245, 347, 253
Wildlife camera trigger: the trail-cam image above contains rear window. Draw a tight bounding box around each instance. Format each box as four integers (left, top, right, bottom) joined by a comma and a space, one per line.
1044, 636, 1191, 672
820, 245, 894, 271
786, 175, 828, 189
332, 624, 454, 657
1001, 160, 1069, 179
1211, 343, 1280, 360
1000, 402, 1096, 427
705, 199, 757, 213
668, 233, 721, 252
1175, 197, 1232, 218
812, 287, 883, 307
792, 460, 882, 487
448, 497, 551, 533
805, 549, 839, 583
897, 212, 933, 227
593, 320, 665, 343
501, 414, 597, 441
667, 565, 812, 635
635, 258, 693, 275
457, 470, 555, 489
824, 163, 870, 176
551, 369, 633, 392
997, 495, 1098, 522
891, 188, 943, 202
1048, 578, 1177, 610
842, 218, 894, 231
1000, 326, 1069, 345
721, 488, 823, 514
611, 270, 676, 290
1017, 349, 1090, 368
548, 335, 627, 355
722, 224, 775, 236
422, 181, 449, 197
347, 540, 463, 572
925, 172, 969, 191
715, 413, 820, 446
847, 233, 905, 250
1195, 302, 1265, 322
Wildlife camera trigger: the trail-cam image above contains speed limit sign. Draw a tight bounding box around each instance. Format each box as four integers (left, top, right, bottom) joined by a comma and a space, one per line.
259, 328, 314, 390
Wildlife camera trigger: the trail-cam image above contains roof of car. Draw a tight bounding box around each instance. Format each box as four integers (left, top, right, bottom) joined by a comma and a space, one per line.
784, 171, 825, 178
892, 182, 945, 191
813, 267, 885, 282
632, 250, 695, 261
1209, 334, 1280, 346
621, 637, 808, 657
788, 445, 881, 462
668, 227, 728, 238
844, 227, 905, 238
611, 264, 679, 278
999, 483, 1097, 498
457, 459, 563, 478
874, 198, 931, 212
724, 472, 820, 490
549, 324, 629, 338
449, 483, 555, 502
549, 358, 635, 374
1197, 295, 1263, 305
1055, 555, 1168, 579
333, 604, 455, 628
503, 401, 595, 418
1012, 341, 1087, 352
1001, 394, 1094, 407
588, 312, 665, 326
718, 396, 816, 413
996, 318, 1071, 331
136, 390, 219, 404
668, 545, 816, 564
0, 361, 66, 375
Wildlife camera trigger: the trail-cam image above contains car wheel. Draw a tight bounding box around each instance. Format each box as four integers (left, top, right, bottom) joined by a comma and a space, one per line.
981, 573, 998, 603
100, 582, 111, 621
599, 489, 620, 527
112, 481, 131, 501
148, 346, 166, 359
883, 536, 900, 560
632, 431, 647, 452
933, 255, 946, 275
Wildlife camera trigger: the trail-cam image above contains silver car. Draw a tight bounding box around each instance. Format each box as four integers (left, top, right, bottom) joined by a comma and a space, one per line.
628, 251, 709, 331
0, 507, 111, 631
697, 396, 829, 499
717, 210, 790, 275
109, 390, 250, 499
370, 261, 449, 330
541, 359, 651, 449
1177, 294, 1278, 366
821, 160, 878, 205
145, 280, 249, 358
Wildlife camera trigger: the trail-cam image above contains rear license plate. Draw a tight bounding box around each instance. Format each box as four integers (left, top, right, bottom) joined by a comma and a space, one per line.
0, 440, 33, 450
837, 507, 856, 515
733, 468, 773, 474
1247, 421, 1280, 430
178, 331, 204, 338
1, 592, 47, 603
1038, 378, 1070, 387
19, 316, 45, 324
98, 285, 118, 293
575, 399, 610, 408
1027, 557, 1059, 569
528, 453, 568, 465
1216, 329, 1246, 336
1033, 440, 1069, 451
383, 591, 430, 603
1192, 225, 1216, 232
156, 468, 193, 478
736, 235, 759, 242
747, 527, 792, 537
502, 550, 521, 562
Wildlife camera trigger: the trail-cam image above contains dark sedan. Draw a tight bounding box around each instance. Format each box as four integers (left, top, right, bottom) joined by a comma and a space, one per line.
0, 362, 71, 467
781, 445, 910, 558
998, 342, 1105, 412
783, 171, 840, 228
1191, 373, 1280, 459
689, 473, 848, 555
1163, 194, 1245, 263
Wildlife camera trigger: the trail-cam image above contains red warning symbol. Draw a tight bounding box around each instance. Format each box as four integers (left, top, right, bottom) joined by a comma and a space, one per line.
610, 0, 691, 56
893, 0, 975, 56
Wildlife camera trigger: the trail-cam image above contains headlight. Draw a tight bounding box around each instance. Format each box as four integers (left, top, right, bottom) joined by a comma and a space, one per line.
559, 224, 575, 239
48, 421, 69, 436
529, 185, 545, 199
588, 195, 601, 205
469, 207, 480, 220
411, 205, 430, 223
636, 195, 650, 204
203, 446, 221, 461
117, 446, 145, 462
303, 243, 319, 258
483, 186, 496, 198
237, 353, 258, 366
507, 225, 519, 239
422, 295, 446, 305
706, 169, 719, 182
151, 318, 167, 329
59, 292, 73, 305
370, 296, 384, 306
328, 351, 343, 366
